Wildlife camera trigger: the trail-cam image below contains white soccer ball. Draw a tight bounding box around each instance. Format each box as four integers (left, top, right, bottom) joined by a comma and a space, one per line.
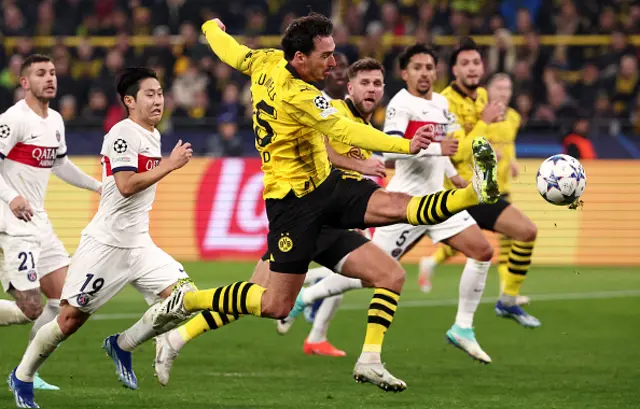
536, 154, 587, 206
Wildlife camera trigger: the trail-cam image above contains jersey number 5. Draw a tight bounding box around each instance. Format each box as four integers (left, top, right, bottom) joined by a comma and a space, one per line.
254, 100, 277, 162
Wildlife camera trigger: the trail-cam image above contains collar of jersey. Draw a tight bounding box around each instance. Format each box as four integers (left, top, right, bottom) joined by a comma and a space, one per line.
345, 98, 369, 125
451, 82, 476, 101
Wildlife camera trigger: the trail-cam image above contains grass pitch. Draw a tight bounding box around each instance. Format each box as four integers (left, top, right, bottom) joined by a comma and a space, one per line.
1, 262, 639, 408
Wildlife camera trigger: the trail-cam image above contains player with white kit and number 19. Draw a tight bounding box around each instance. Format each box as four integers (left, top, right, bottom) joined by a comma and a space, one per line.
9, 67, 196, 409
0, 54, 102, 392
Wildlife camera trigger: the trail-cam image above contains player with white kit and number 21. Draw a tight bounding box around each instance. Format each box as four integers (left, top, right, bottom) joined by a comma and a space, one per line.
9, 67, 196, 409
0, 54, 102, 392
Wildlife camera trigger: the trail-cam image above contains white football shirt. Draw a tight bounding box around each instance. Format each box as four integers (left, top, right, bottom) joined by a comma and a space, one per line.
383, 89, 459, 196
83, 119, 161, 248
0, 99, 67, 236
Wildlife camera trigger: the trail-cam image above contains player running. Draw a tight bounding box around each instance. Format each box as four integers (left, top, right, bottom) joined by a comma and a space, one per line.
154, 14, 500, 392
280, 45, 496, 363
420, 38, 540, 327
8, 68, 195, 408
0, 54, 101, 392
152, 58, 394, 384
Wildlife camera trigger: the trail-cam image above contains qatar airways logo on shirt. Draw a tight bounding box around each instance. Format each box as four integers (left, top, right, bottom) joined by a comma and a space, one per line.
6, 143, 57, 168
31, 147, 57, 167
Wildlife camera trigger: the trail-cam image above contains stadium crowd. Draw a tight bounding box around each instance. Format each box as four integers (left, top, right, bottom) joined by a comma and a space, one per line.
1, 0, 639, 155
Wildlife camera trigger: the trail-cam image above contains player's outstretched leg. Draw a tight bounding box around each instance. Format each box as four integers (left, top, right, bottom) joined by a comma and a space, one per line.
154, 260, 276, 385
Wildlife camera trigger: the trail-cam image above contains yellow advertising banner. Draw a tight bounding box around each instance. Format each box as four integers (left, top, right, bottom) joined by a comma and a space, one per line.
45, 157, 640, 266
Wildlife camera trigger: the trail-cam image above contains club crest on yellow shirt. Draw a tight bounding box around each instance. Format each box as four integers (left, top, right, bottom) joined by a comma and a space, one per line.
278, 234, 293, 252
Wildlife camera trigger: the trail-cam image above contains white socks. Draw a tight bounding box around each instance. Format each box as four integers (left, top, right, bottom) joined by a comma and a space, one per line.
301, 274, 363, 305
16, 319, 67, 382
305, 267, 333, 284
29, 299, 60, 342
307, 294, 343, 343
455, 259, 490, 329
0, 299, 30, 326
117, 303, 161, 352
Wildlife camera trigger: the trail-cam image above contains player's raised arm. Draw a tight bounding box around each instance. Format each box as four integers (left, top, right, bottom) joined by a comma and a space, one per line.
283, 90, 431, 155
201, 19, 281, 76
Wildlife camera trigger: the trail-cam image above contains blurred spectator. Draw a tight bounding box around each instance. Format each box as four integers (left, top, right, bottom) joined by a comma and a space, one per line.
2, 4, 28, 36
216, 83, 244, 122
14, 38, 35, 59
0, 54, 23, 112
515, 92, 534, 129
71, 40, 102, 80
96, 49, 125, 102
534, 82, 578, 131
245, 7, 267, 35
334, 25, 359, 65
59, 95, 77, 122
82, 88, 109, 121
515, 8, 534, 35
174, 89, 214, 121
207, 112, 244, 157
562, 115, 597, 159
568, 62, 602, 113
35, 1, 59, 36
359, 22, 385, 61
488, 29, 516, 75
607, 54, 639, 118
172, 61, 208, 110
380, 2, 405, 36
598, 30, 636, 75
141, 26, 176, 74
512, 59, 533, 96
132, 7, 152, 36
591, 92, 616, 138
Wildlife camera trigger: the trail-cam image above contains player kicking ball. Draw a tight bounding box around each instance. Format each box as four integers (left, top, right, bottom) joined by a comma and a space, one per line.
8, 68, 195, 408
153, 14, 500, 393
0, 54, 102, 391
280, 45, 495, 363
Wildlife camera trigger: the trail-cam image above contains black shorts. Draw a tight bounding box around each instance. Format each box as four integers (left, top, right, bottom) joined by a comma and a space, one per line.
260, 227, 369, 271
266, 170, 379, 274
467, 196, 511, 231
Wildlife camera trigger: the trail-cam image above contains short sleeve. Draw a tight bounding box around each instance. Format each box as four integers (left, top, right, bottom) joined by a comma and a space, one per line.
383, 100, 410, 137
0, 112, 23, 159
55, 118, 68, 161
106, 130, 140, 173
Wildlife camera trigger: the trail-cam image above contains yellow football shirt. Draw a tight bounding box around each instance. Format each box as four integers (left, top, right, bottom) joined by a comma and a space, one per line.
327, 98, 372, 176
487, 107, 520, 194
440, 83, 489, 187
202, 21, 411, 199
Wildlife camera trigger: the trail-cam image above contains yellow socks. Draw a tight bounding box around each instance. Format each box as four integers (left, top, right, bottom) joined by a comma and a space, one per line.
362, 288, 400, 354
406, 187, 478, 226
503, 240, 535, 296
433, 244, 458, 265
183, 282, 266, 317
177, 311, 241, 343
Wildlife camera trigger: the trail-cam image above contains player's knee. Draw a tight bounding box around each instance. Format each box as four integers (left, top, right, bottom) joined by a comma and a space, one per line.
56, 311, 83, 336
517, 222, 537, 242
473, 243, 494, 262
372, 263, 405, 293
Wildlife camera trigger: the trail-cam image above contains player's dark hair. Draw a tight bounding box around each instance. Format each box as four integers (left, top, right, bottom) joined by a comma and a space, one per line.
20, 54, 53, 75
449, 37, 480, 68
116, 67, 158, 112
347, 58, 385, 80
281, 12, 333, 61
398, 44, 439, 70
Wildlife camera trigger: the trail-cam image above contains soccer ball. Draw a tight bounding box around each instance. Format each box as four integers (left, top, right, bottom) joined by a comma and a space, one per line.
536, 154, 587, 206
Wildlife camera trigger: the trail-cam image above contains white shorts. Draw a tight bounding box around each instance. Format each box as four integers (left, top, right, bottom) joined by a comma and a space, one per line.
372, 210, 476, 259
61, 235, 188, 314
0, 224, 70, 292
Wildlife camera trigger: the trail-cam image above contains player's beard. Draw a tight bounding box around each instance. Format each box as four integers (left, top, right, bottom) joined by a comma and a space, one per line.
462, 78, 480, 90
34, 87, 56, 103
355, 99, 375, 118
